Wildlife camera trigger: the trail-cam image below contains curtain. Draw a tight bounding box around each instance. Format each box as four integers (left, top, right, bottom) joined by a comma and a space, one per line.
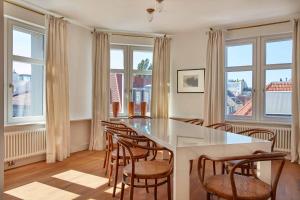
151, 37, 171, 118
46, 16, 70, 163
89, 32, 110, 150
203, 30, 225, 126
292, 19, 300, 164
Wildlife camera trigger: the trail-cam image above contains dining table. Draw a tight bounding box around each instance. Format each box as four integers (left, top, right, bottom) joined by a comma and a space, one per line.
121, 118, 272, 200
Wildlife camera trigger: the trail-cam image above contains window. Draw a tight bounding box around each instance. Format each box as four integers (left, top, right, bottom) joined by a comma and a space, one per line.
225, 35, 292, 122
110, 45, 153, 116
7, 20, 45, 123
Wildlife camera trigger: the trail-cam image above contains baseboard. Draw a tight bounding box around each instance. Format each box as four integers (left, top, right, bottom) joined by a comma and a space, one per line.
4, 154, 46, 170
71, 143, 89, 153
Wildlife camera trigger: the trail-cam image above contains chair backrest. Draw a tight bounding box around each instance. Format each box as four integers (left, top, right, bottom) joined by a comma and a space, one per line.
186, 119, 204, 126
128, 115, 152, 119
238, 128, 277, 151
101, 120, 127, 128
206, 122, 233, 132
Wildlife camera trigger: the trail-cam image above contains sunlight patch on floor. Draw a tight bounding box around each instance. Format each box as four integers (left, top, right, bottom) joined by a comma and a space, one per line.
4, 181, 79, 200
52, 170, 108, 189
104, 182, 129, 194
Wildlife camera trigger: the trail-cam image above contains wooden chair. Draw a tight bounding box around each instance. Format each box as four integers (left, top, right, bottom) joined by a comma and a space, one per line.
225, 128, 277, 175
198, 151, 286, 200
170, 117, 204, 126
128, 115, 152, 119
206, 122, 233, 132
190, 122, 233, 174
102, 121, 128, 174
115, 133, 173, 200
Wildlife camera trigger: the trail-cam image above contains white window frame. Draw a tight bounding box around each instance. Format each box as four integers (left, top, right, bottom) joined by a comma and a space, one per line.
6, 19, 46, 124
110, 44, 153, 117
260, 34, 292, 123
224, 38, 257, 121
225, 33, 292, 123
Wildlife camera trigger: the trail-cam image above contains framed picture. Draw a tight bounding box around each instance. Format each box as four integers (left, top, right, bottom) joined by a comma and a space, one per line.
177, 69, 205, 93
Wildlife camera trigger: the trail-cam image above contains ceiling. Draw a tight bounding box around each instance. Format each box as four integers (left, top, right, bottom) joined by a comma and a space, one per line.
24, 0, 300, 33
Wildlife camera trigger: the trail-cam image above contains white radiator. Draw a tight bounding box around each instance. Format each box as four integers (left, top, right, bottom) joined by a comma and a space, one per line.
232, 124, 291, 153
4, 128, 47, 162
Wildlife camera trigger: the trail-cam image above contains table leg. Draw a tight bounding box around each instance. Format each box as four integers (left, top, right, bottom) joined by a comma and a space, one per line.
173, 149, 190, 200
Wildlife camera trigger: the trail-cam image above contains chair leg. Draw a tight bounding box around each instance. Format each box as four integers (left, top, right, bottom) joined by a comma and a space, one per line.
105, 151, 111, 176
206, 192, 210, 200
154, 179, 158, 200
189, 160, 193, 174
130, 177, 134, 200
108, 161, 113, 186
213, 161, 216, 175
167, 176, 171, 200
221, 162, 225, 174
145, 179, 149, 193
120, 182, 125, 200
103, 150, 108, 168
112, 161, 119, 197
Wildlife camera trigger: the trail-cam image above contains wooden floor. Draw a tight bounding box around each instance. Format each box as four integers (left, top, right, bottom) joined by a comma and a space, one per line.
3, 150, 300, 200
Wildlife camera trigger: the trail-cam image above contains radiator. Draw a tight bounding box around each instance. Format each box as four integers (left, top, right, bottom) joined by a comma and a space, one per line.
4, 128, 47, 162
232, 124, 291, 152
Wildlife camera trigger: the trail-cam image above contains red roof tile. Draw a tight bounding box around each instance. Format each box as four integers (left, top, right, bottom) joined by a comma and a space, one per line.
266, 82, 292, 91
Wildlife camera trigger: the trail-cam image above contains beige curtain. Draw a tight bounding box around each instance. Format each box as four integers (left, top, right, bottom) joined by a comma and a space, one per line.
151, 37, 171, 118
89, 32, 110, 150
203, 30, 225, 126
292, 19, 300, 164
46, 16, 70, 163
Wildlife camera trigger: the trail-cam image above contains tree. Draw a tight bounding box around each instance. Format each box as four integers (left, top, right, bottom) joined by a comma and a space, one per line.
137, 58, 152, 71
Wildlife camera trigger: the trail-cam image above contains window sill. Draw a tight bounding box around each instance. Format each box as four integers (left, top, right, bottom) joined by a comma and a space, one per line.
5, 121, 45, 127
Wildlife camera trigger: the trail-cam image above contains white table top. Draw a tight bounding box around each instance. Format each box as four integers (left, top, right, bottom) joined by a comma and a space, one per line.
121, 118, 268, 151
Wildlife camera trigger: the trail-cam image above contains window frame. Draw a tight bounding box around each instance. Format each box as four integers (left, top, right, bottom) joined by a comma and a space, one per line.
224, 38, 257, 121
224, 33, 292, 123
260, 34, 292, 123
110, 44, 153, 117
6, 19, 46, 124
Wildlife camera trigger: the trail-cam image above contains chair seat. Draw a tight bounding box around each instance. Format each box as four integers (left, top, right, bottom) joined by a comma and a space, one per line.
123, 160, 171, 179
111, 148, 148, 159
204, 174, 271, 200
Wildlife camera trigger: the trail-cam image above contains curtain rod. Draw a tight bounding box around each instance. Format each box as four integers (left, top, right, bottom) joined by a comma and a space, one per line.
227, 20, 291, 31
5, 0, 45, 16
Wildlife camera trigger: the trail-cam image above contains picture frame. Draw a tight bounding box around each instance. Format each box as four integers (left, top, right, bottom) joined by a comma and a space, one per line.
177, 69, 205, 93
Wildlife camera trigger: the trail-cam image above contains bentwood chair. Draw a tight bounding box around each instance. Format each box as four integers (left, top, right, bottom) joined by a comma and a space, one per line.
206, 122, 233, 132
198, 151, 286, 200
190, 122, 233, 174
106, 126, 157, 197
225, 128, 277, 175
115, 133, 173, 200
102, 121, 128, 174
128, 115, 152, 119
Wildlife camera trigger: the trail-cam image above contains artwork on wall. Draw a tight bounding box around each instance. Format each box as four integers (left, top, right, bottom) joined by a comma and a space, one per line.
177, 69, 205, 93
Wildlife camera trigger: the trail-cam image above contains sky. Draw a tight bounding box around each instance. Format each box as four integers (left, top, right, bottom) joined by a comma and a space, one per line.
226, 39, 292, 88
110, 49, 153, 70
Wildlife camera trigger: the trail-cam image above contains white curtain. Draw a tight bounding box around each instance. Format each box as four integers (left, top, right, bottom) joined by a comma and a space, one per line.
89, 32, 110, 150
292, 19, 300, 163
46, 16, 70, 163
151, 37, 171, 118
203, 30, 225, 126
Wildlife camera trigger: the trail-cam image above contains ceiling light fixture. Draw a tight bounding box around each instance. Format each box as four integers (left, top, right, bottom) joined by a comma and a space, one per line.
146, 8, 155, 22
155, 0, 164, 12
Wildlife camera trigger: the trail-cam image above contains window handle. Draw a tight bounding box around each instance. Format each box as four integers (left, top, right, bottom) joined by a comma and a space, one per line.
9, 83, 14, 91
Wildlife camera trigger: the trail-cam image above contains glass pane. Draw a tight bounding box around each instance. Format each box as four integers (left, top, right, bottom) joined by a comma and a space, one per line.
266, 39, 292, 65
226, 44, 253, 67
131, 74, 152, 115
110, 49, 124, 69
226, 71, 253, 117
265, 69, 292, 116
12, 61, 44, 117
110, 73, 124, 113
13, 27, 44, 60
133, 50, 153, 70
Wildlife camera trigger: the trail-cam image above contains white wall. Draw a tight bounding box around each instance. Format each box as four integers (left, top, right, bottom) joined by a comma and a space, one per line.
170, 28, 208, 118
68, 23, 93, 120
